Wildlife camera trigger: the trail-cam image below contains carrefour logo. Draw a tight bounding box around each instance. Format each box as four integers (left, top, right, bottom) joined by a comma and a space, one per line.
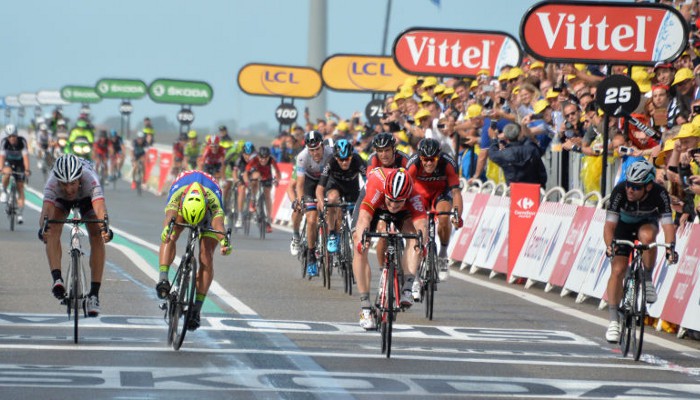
152, 84, 166, 97
517, 197, 535, 210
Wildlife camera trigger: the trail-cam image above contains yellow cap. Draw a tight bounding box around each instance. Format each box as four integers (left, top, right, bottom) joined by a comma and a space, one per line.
530, 61, 544, 70
433, 84, 445, 94
420, 94, 434, 103
442, 87, 455, 96
404, 77, 418, 87
533, 99, 550, 115
631, 66, 652, 93
470, 80, 478, 89
414, 108, 431, 121
421, 76, 438, 88
388, 102, 399, 112
574, 63, 587, 71
187, 130, 197, 139
653, 139, 677, 167
672, 67, 694, 86
508, 67, 524, 80
466, 104, 483, 119
450, 93, 460, 101
336, 120, 349, 132
498, 72, 509, 81
676, 122, 700, 139
476, 69, 490, 78
512, 85, 521, 95
545, 88, 558, 99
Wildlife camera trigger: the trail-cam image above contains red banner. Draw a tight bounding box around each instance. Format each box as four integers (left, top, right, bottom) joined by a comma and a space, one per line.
549, 206, 595, 288
508, 183, 540, 280
144, 148, 158, 182
158, 152, 173, 194
272, 162, 294, 220
660, 225, 700, 325
449, 193, 490, 262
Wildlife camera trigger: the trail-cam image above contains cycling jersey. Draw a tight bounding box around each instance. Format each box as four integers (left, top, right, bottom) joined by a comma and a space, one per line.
606, 181, 673, 225
406, 152, 460, 207
132, 139, 147, 160
68, 127, 94, 144
172, 141, 185, 162
245, 154, 278, 181
43, 159, 103, 213
110, 136, 123, 154
37, 131, 52, 150
319, 153, 367, 202
184, 141, 201, 168
93, 138, 110, 158
366, 149, 409, 174
359, 167, 425, 221
165, 170, 224, 221
295, 145, 334, 181
200, 145, 226, 175
1, 136, 29, 169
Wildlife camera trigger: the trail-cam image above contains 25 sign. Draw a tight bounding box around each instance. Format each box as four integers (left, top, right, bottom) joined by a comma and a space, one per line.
595, 75, 641, 115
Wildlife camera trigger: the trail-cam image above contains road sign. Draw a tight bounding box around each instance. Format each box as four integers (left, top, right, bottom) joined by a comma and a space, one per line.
96, 78, 147, 99
37, 90, 70, 106
177, 108, 195, 124
595, 75, 641, 115
119, 101, 134, 115
365, 99, 385, 126
275, 104, 298, 125
148, 79, 213, 105
61, 86, 101, 103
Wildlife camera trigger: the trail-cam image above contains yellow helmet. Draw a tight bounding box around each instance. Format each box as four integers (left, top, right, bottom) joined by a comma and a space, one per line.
180, 182, 206, 225
187, 130, 197, 139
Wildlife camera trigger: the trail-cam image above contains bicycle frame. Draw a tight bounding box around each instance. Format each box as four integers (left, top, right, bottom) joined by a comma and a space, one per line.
324, 199, 356, 295
418, 208, 458, 320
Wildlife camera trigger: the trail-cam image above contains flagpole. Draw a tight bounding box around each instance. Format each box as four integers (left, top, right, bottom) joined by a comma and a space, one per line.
381, 0, 392, 55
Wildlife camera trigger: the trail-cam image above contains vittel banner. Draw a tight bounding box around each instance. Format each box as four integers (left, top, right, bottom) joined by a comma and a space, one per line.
392, 28, 521, 78
520, 1, 688, 65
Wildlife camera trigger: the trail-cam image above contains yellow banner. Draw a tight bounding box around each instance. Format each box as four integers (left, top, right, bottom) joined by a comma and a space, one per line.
237, 64, 322, 98
321, 54, 413, 92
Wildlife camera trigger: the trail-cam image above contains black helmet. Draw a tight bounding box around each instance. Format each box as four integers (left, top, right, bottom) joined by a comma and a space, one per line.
304, 130, 323, 148
258, 146, 271, 158
417, 138, 441, 158
372, 132, 396, 149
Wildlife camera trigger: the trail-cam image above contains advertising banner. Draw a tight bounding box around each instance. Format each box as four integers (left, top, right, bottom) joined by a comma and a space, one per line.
272, 162, 294, 222
647, 223, 693, 319
507, 183, 540, 279
148, 79, 213, 105
450, 193, 490, 262
144, 148, 158, 183
321, 54, 414, 93
549, 206, 596, 288
660, 225, 700, 325
96, 78, 148, 100
465, 196, 509, 270
393, 28, 521, 78
238, 63, 322, 99
61, 86, 101, 103
157, 152, 173, 194
520, 1, 688, 65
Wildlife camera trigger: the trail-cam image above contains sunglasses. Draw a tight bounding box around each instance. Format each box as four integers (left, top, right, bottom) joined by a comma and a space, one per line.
565, 112, 578, 118
625, 182, 645, 191
420, 155, 439, 163
336, 157, 351, 162
386, 197, 406, 204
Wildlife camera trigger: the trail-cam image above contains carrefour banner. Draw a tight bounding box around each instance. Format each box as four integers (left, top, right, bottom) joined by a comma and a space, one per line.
238, 63, 322, 99
321, 54, 413, 93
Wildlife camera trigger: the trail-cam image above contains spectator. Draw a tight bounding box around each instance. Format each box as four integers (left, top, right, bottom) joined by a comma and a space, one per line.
668, 67, 696, 128
487, 122, 547, 187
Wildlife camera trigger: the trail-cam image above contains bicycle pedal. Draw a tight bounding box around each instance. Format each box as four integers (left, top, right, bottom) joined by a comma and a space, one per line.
159, 302, 167, 311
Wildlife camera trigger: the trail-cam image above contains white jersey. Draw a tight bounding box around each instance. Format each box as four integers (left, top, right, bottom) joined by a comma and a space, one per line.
43, 160, 104, 205
295, 145, 333, 181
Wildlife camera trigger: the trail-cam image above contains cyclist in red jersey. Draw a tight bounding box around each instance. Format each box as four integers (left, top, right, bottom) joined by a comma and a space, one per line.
243, 146, 280, 233
352, 167, 427, 330
406, 138, 464, 284
93, 130, 111, 177
366, 132, 409, 173
197, 135, 226, 181
171, 133, 186, 176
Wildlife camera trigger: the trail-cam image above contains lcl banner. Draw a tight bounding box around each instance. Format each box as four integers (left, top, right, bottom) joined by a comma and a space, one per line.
237, 63, 322, 99
392, 27, 522, 77
520, 1, 688, 65
321, 54, 413, 93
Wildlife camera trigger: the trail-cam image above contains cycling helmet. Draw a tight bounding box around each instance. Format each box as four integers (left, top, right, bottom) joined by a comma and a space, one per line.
39, 123, 48, 131
626, 159, 656, 185
180, 182, 207, 225
136, 131, 145, 139
218, 125, 228, 132
4, 124, 17, 136
187, 130, 197, 139
258, 146, 271, 158
142, 127, 154, 134
334, 139, 353, 159
76, 119, 88, 129
372, 132, 396, 149
243, 141, 255, 154
110, 129, 118, 137
417, 138, 441, 158
53, 154, 83, 183
99, 130, 108, 138
384, 168, 413, 201
207, 135, 220, 146
304, 130, 323, 148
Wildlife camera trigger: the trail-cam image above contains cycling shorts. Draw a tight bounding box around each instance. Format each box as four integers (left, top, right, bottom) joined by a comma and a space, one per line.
613, 219, 659, 257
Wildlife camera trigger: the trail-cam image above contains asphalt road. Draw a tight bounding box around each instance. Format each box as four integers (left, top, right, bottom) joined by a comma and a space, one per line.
1, 158, 700, 399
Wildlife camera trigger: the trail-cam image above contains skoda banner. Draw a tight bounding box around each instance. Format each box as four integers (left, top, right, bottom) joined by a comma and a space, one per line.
238, 63, 322, 99
508, 183, 541, 280
96, 78, 148, 100
148, 79, 213, 105
37, 90, 70, 106
61, 86, 102, 104
321, 54, 414, 93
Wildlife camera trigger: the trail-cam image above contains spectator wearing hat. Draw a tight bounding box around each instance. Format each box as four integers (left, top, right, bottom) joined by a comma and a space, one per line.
668, 67, 696, 127
487, 122, 547, 187
407, 108, 432, 148
666, 122, 700, 226
653, 62, 675, 87
421, 76, 438, 98
525, 99, 557, 152
644, 84, 671, 130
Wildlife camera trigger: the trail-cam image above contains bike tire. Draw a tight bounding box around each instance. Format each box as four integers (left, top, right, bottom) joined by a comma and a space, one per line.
633, 270, 646, 361
318, 224, 328, 288
173, 257, 197, 350
385, 266, 395, 359
620, 277, 633, 357
8, 182, 16, 231
426, 243, 437, 320
166, 267, 182, 346
70, 249, 81, 344
258, 193, 266, 240
299, 217, 308, 278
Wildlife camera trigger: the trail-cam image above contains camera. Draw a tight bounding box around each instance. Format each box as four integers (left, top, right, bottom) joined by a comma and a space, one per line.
618, 146, 633, 155
531, 113, 543, 120
490, 120, 498, 130
564, 121, 574, 130
406, 117, 415, 125
693, 105, 700, 114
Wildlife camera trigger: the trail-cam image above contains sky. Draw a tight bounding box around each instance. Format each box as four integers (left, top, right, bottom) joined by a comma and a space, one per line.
1, 0, 621, 136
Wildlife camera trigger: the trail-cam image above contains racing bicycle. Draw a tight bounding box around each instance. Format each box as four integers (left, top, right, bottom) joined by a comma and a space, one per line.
41, 209, 110, 343
160, 217, 230, 350
323, 199, 356, 295
4, 171, 24, 231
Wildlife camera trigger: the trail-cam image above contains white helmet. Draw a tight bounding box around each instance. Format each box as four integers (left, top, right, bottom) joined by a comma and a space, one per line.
4, 124, 17, 136
53, 154, 83, 183
626, 159, 655, 185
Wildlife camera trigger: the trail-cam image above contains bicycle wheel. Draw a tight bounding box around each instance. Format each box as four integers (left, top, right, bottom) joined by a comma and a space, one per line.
70, 249, 81, 344
384, 266, 395, 359
135, 164, 143, 196
632, 269, 647, 361
172, 256, 198, 350
425, 243, 437, 320
243, 193, 252, 236
299, 217, 308, 278
318, 223, 328, 288
8, 181, 16, 231
258, 193, 266, 240
619, 275, 634, 357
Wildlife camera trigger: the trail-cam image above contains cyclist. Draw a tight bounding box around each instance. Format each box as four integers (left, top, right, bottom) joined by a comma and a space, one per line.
155, 170, 231, 331
406, 138, 463, 286
67, 118, 94, 145
292, 131, 334, 276
131, 131, 148, 189
171, 133, 187, 178
244, 146, 281, 234
36, 122, 54, 170
366, 132, 409, 171
198, 135, 226, 181
222, 139, 245, 215
39, 154, 113, 316
217, 125, 234, 149
353, 167, 428, 329
0, 124, 31, 223
184, 130, 201, 170
316, 139, 367, 253
93, 130, 111, 179
108, 130, 124, 179
603, 159, 678, 343
143, 117, 154, 146
233, 141, 257, 228
287, 167, 304, 255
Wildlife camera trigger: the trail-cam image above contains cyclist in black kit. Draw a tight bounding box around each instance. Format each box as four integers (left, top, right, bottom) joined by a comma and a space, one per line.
603, 159, 679, 343
316, 139, 367, 254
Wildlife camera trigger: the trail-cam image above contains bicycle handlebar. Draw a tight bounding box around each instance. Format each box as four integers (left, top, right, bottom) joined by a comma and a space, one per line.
41, 214, 110, 239
611, 239, 673, 251
167, 217, 231, 241
362, 228, 423, 251
427, 208, 459, 218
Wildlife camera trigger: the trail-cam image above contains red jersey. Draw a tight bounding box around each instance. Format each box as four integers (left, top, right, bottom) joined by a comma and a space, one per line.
360, 167, 426, 221
366, 150, 409, 176
245, 155, 278, 181
172, 141, 185, 161
200, 145, 226, 166
93, 138, 110, 157
406, 153, 460, 206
